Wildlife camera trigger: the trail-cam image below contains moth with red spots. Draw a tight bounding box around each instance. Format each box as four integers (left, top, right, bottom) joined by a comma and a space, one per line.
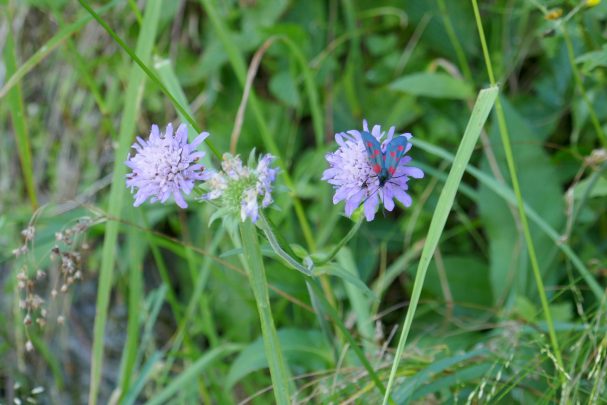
361, 131, 409, 188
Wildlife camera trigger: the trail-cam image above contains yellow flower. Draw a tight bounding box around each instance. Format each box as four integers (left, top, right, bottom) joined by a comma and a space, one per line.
545, 8, 563, 20
586, 0, 601, 7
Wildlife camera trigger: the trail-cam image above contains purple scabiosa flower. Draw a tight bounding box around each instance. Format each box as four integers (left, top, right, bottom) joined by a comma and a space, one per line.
322, 120, 424, 221
202, 153, 278, 223
125, 123, 209, 209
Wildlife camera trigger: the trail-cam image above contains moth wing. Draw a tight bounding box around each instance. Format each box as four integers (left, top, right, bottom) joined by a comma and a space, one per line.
361, 131, 384, 175
384, 136, 409, 177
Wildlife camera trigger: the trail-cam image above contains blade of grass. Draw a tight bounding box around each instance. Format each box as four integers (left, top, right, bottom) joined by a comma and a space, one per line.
239, 220, 292, 404
155, 58, 213, 167
436, 0, 473, 82
84, 1, 163, 403
121, 351, 163, 405
470, 0, 564, 382
144, 345, 240, 405
307, 278, 392, 401
382, 86, 498, 404
4, 5, 37, 209
50, 10, 109, 116
117, 213, 145, 395
338, 249, 374, 355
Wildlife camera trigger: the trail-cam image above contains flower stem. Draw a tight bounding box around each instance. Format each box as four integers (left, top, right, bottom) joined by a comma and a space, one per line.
239, 220, 291, 404
314, 218, 363, 266
257, 213, 313, 276
470, 0, 565, 383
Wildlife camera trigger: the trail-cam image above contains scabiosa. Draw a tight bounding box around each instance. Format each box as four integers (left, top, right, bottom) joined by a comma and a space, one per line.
125, 123, 209, 209
322, 120, 424, 221
202, 152, 277, 223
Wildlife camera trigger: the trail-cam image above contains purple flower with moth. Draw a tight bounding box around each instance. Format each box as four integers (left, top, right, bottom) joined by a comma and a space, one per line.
125, 123, 209, 209
322, 120, 424, 221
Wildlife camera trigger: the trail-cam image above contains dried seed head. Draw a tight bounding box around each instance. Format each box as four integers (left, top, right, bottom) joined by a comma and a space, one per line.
51, 246, 60, 258
51, 289, 58, 298
24, 314, 32, 325
12, 245, 28, 257
60, 285, 68, 293
21, 226, 35, 241
25, 340, 34, 352
57, 315, 65, 325
585, 148, 607, 168
31, 295, 44, 309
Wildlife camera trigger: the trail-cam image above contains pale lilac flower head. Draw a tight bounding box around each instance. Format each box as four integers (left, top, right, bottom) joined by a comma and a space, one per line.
202, 153, 277, 223
125, 123, 209, 209
322, 120, 424, 221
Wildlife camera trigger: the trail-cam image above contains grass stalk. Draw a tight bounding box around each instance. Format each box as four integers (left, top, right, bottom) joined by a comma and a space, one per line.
4, 5, 37, 209
436, 0, 473, 82
470, 0, 565, 382
84, 1, 163, 403
382, 86, 498, 404
239, 220, 292, 404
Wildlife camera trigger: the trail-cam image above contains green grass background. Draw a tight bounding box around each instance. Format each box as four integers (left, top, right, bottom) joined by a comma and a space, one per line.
1, 0, 607, 403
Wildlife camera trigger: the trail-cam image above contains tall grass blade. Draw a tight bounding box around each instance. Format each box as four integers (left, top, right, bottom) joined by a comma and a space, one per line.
4, 6, 37, 209
144, 345, 240, 405
83, 1, 163, 403
382, 86, 499, 404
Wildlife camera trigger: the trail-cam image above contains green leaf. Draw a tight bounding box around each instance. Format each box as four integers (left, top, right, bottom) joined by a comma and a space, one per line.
477, 98, 565, 302
314, 263, 375, 300
425, 256, 493, 309
145, 345, 240, 405
573, 175, 607, 199
226, 329, 332, 389
576, 44, 607, 74
269, 70, 301, 108
337, 248, 375, 354
389, 72, 474, 99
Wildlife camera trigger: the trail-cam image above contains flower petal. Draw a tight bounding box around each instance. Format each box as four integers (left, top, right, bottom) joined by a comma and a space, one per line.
363, 193, 379, 221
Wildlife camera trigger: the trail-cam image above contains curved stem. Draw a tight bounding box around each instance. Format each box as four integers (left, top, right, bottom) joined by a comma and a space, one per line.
257, 213, 313, 277
314, 218, 363, 266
